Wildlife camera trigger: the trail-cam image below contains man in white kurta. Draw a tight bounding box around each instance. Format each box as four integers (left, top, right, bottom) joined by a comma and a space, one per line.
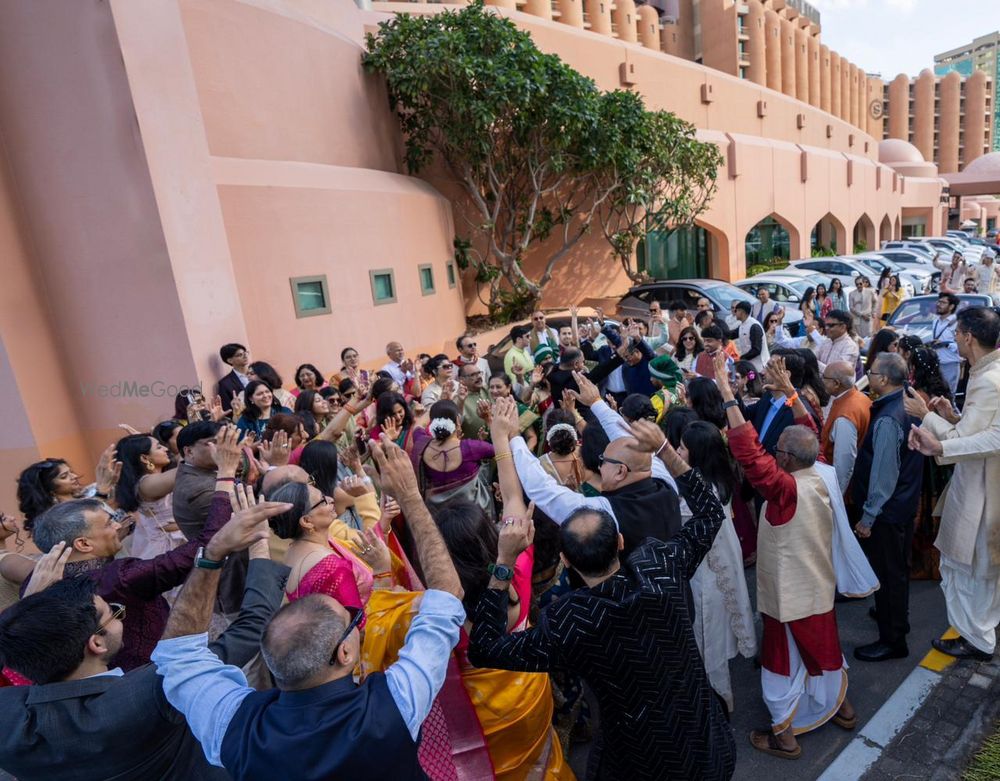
907, 306, 1000, 661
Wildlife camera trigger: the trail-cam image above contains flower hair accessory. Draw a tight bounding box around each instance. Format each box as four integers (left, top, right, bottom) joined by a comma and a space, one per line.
546, 423, 578, 443
428, 418, 457, 437
746, 371, 756, 380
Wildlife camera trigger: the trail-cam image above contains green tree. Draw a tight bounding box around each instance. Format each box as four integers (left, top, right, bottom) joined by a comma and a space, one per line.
363, 1, 721, 319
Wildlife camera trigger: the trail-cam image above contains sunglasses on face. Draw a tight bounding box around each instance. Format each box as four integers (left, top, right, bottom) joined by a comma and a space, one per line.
98, 603, 126, 633
328, 607, 365, 666
599, 454, 631, 472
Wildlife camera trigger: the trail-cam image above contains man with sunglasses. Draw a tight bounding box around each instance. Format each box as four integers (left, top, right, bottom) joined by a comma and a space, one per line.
152, 436, 466, 781
454, 333, 491, 380
0, 493, 291, 780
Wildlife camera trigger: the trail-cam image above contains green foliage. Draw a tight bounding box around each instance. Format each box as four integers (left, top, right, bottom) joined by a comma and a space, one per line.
853, 242, 868, 254
364, 1, 721, 320
746, 256, 790, 277
811, 246, 837, 257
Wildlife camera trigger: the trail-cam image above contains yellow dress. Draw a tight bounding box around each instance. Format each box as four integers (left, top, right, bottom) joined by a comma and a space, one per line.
362, 591, 574, 780
880, 289, 905, 319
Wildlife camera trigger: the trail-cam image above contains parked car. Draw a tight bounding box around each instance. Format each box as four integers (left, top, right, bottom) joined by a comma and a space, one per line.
735, 274, 832, 304
885, 294, 992, 343
860, 251, 940, 292
483, 311, 621, 376
882, 240, 939, 259
751, 267, 833, 288
616, 279, 805, 334
844, 254, 929, 295
788, 258, 881, 290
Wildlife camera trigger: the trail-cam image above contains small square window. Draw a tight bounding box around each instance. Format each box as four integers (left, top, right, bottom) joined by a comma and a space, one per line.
370, 268, 397, 306
446, 261, 456, 288
289, 275, 331, 318
419, 264, 435, 296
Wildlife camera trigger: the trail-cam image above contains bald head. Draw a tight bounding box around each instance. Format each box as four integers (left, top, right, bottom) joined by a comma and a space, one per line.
261, 594, 349, 690
261, 465, 309, 498
824, 361, 855, 393
776, 425, 819, 470
606, 437, 652, 472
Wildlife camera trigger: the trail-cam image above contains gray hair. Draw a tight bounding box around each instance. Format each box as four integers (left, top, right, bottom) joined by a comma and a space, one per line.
31, 498, 103, 553
261, 595, 346, 689
779, 425, 819, 468
874, 352, 909, 386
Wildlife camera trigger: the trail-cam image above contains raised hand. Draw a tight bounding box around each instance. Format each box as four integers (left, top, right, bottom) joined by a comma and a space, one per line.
928, 396, 959, 423
209, 395, 226, 422
712, 351, 732, 392
356, 527, 392, 574
628, 418, 666, 454
512, 361, 525, 378
381, 417, 402, 443
561, 388, 578, 413
377, 492, 401, 534
209, 484, 288, 560
340, 443, 364, 475
22, 541, 72, 597
531, 365, 545, 386
339, 474, 373, 498
230, 391, 246, 419
209, 425, 242, 475
95, 444, 123, 498
370, 435, 420, 501
117, 423, 141, 435
259, 430, 291, 467
476, 398, 492, 423
497, 504, 536, 564
572, 370, 601, 406
763, 356, 794, 397
489, 396, 519, 440
604, 393, 619, 412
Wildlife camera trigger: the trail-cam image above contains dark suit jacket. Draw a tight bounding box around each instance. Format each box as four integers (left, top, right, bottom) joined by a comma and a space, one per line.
469, 470, 735, 781
747, 395, 796, 455
0, 558, 289, 781
217, 370, 246, 412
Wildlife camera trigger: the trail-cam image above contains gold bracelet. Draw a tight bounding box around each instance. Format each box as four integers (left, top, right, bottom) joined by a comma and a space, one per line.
373, 570, 392, 579
495, 451, 513, 461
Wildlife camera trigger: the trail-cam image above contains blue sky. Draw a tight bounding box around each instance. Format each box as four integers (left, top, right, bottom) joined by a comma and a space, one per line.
814, 0, 999, 79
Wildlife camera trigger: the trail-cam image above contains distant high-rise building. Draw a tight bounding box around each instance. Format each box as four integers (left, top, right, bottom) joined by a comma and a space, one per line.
935, 31, 1000, 153
881, 69, 993, 173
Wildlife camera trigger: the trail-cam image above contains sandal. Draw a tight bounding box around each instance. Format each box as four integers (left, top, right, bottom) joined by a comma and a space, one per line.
832, 713, 857, 730
749, 729, 802, 760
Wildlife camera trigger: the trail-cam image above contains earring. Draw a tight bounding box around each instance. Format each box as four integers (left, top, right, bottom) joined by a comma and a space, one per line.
142, 458, 155, 473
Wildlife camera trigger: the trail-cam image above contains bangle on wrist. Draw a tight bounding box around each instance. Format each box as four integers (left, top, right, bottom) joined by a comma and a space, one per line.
373, 570, 392, 578
215, 476, 236, 483
784, 391, 799, 408
495, 451, 513, 462
654, 440, 668, 457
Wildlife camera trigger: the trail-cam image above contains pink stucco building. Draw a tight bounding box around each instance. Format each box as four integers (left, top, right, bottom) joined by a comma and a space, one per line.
0, 0, 950, 508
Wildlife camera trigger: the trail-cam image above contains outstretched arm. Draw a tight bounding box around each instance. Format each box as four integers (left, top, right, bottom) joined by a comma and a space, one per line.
371, 436, 463, 599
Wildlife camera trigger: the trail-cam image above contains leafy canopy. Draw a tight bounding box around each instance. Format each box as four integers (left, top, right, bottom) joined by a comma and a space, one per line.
364, 1, 722, 320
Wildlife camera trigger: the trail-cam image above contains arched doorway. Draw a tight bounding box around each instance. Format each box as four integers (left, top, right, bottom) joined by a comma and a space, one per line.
879, 216, 892, 246
809, 213, 848, 255
852, 214, 876, 252
640, 222, 715, 280
893, 215, 901, 240
745, 214, 792, 268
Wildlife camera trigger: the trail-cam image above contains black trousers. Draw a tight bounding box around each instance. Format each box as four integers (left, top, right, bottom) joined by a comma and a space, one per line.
861, 520, 914, 645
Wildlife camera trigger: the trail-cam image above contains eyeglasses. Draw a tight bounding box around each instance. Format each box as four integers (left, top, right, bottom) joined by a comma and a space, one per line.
774, 448, 794, 458
97, 603, 126, 633
463, 342, 477, 349
342, 390, 357, 399
328, 607, 365, 666
598, 454, 631, 472
866, 370, 884, 377
307, 494, 334, 514
682, 336, 696, 342
328, 397, 342, 405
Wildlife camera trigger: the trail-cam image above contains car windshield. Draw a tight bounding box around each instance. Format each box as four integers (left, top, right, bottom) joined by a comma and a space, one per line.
787, 279, 814, 295
889, 296, 988, 328
705, 282, 755, 308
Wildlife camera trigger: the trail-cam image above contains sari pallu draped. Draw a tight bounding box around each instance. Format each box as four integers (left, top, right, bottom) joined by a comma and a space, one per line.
362, 592, 571, 779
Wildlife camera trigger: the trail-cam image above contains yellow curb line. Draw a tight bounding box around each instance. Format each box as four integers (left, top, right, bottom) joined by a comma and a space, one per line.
919, 626, 960, 672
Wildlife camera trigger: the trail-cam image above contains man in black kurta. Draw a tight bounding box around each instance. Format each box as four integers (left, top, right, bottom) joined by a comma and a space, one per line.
469, 424, 735, 781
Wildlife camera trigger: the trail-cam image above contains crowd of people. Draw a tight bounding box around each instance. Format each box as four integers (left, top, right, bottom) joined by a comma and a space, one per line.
1, 294, 999, 780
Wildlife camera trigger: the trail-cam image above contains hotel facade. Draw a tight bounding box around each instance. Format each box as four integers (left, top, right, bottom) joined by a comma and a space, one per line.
0, 0, 959, 502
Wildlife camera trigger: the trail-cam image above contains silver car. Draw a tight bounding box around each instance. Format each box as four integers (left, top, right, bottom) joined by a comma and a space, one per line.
886, 294, 992, 343
788, 258, 881, 290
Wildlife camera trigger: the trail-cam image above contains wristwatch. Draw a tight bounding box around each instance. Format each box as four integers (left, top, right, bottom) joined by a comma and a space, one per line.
722, 399, 740, 410
487, 563, 515, 581
194, 546, 227, 570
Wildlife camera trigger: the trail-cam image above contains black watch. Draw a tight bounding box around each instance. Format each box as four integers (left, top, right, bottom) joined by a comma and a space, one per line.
723, 399, 740, 410
487, 563, 515, 581
195, 546, 227, 570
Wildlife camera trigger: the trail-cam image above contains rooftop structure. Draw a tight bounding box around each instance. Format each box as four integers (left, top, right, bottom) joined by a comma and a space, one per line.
935, 31, 1000, 153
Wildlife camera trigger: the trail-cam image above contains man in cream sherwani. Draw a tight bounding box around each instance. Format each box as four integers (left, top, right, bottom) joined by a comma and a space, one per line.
907, 306, 1000, 661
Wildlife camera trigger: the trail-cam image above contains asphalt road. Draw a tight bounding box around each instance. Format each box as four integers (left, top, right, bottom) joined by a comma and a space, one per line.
569, 576, 949, 781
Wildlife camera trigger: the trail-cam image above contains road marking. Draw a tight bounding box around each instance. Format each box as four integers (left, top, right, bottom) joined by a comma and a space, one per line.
919, 626, 959, 673
816, 665, 941, 781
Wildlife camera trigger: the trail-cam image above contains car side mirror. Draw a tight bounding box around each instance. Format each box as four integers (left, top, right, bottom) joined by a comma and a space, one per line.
789, 296, 800, 303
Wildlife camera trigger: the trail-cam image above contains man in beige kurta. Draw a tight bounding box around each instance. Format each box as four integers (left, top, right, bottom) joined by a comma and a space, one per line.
907, 307, 1000, 661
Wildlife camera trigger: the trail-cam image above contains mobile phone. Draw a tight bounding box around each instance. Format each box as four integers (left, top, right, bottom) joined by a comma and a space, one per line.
903, 381, 915, 397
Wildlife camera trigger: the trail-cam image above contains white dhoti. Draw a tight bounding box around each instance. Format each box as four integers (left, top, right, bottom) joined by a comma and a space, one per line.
940, 520, 1000, 655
